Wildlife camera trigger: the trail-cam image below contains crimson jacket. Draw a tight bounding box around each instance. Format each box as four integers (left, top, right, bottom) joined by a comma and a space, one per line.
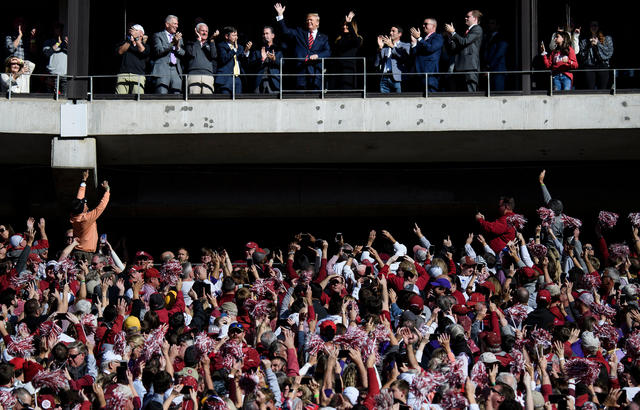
477, 213, 516, 254
542, 47, 579, 82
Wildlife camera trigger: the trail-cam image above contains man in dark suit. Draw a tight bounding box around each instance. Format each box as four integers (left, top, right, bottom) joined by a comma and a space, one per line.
274, 3, 331, 90
374, 26, 410, 93
410, 18, 444, 92
248, 26, 283, 93
150, 15, 185, 94
215, 26, 250, 95
445, 10, 483, 92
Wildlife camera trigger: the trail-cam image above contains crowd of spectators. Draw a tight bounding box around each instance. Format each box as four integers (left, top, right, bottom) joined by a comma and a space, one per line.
1, 6, 620, 96
0, 168, 639, 410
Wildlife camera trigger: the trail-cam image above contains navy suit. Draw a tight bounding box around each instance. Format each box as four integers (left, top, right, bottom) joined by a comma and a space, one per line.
411, 32, 444, 92
248, 44, 283, 93
277, 19, 331, 90
374, 42, 410, 93
215, 42, 246, 94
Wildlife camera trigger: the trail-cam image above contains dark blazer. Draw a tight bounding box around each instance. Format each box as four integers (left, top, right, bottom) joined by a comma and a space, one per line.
411, 33, 444, 74
277, 19, 331, 72
374, 42, 410, 82
150, 31, 185, 85
215, 42, 246, 90
448, 24, 483, 71
248, 44, 283, 91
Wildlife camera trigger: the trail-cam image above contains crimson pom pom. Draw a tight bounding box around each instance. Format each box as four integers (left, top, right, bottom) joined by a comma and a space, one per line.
195, 332, 216, 357
471, 360, 488, 389
160, 259, 182, 287
628, 213, 640, 228
374, 389, 395, 409
57, 257, 79, 281
510, 349, 525, 374
530, 328, 552, 348
10, 270, 37, 289
609, 243, 630, 261
32, 369, 70, 391
39, 321, 62, 339
203, 396, 228, 410
0, 391, 16, 409
441, 390, 469, 410
141, 325, 168, 361
561, 215, 582, 229
625, 330, 640, 360
537, 207, 556, 227
446, 358, 466, 388
593, 323, 619, 350
250, 279, 272, 299
599, 211, 619, 229
244, 299, 272, 320
564, 358, 601, 385
506, 213, 527, 230
333, 326, 368, 351
410, 370, 446, 405
505, 304, 528, 327
113, 330, 127, 357
106, 387, 130, 410
583, 272, 602, 290
81, 313, 97, 334
7, 335, 35, 357
590, 302, 616, 319
526, 241, 548, 260
220, 340, 244, 369
238, 374, 259, 394
305, 333, 326, 356
372, 324, 390, 342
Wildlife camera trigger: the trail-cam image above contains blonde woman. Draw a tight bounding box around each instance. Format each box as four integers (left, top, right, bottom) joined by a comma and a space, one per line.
1, 56, 35, 93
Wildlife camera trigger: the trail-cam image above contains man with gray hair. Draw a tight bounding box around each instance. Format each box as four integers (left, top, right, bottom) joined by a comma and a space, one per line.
151, 15, 185, 94
116, 24, 149, 94
185, 22, 218, 94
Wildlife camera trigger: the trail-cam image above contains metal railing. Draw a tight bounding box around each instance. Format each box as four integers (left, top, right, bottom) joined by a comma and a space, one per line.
3, 62, 639, 101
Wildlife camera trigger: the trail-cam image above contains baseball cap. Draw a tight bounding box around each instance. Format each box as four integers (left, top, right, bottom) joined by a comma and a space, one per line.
466, 293, 486, 306
144, 268, 160, 281
536, 289, 551, 304
245, 242, 259, 249
136, 251, 153, 261
459, 256, 475, 267
479, 352, 500, 364
149, 293, 165, 311
430, 278, 451, 289
103, 350, 123, 363
124, 315, 141, 331
409, 294, 424, 311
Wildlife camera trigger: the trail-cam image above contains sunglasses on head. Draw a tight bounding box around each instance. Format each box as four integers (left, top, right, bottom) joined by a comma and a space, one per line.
229, 323, 244, 331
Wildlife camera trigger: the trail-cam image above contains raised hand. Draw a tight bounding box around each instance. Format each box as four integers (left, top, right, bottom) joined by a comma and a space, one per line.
346, 11, 355, 23
274, 3, 286, 16
539, 169, 546, 184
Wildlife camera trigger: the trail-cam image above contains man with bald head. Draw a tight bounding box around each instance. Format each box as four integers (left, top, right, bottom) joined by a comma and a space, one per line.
409, 17, 443, 92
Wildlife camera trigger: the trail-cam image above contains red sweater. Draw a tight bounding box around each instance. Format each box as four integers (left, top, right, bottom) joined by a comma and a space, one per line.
542, 47, 579, 82
478, 213, 516, 254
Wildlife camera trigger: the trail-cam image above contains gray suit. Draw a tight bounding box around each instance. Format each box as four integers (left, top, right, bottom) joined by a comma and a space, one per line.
150, 30, 185, 94
374, 41, 410, 92
448, 24, 483, 91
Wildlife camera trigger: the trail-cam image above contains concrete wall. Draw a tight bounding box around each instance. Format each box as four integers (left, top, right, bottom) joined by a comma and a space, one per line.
1, 94, 637, 136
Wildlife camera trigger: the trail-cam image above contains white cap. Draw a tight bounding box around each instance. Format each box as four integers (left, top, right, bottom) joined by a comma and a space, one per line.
343, 386, 359, 405
131, 24, 144, 34
479, 352, 500, 364
103, 350, 123, 363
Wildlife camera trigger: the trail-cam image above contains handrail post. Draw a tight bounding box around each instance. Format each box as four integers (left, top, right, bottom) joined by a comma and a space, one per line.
487, 72, 491, 97
185, 74, 189, 102
55, 75, 60, 100
362, 57, 367, 99
424, 73, 428, 98
321, 58, 325, 99
612, 69, 617, 95
232, 74, 235, 101
549, 73, 553, 97
7, 77, 11, 100
136, 76, 141, 101
89, 76, 93, 101
279, 58, 283, 100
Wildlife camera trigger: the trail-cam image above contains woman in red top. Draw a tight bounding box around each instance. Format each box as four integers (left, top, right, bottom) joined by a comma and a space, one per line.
541, 31, 579, 90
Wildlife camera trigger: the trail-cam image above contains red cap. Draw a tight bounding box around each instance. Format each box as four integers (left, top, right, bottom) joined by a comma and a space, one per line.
23, 360, 43, 382
536, 289, 551, 304
242, 347, 261, 370
180, 375, 199, 389
135, 251, 154, 261
485, 331, 501, 347
245, 242, 259, 249
518, 267, 537, 279
9, 357, 25, 371
467, 293, 486, 306
413, 245, 427, 254
409, 295, 424, 311
144, 268, 161, 280
38, 395, 56, 410
480, 281, 496, 294
453, 304, 471, 315
28, 253, 42, 263
319, 320, 336, 332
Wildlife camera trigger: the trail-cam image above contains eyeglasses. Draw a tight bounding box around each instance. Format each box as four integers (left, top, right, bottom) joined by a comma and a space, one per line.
490, 387, 504, 396
584, 246, 593, 250
16, 396, 33, 410
69, 352, 82, 359
0, 227, 5, 233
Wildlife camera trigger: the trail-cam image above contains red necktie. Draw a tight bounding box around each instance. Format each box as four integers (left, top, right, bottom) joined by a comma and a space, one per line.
308, 32, 314, 50
465, 28, 470, 36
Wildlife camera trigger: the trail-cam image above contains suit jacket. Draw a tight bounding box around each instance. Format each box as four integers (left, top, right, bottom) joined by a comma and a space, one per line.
248, 44, 283, 90
482, 31, 508, 71
277, 19, 331, 73
150, 31, 185, 84
411, 33, 444, 74
215, 42, 246, 89
374, 42, 410, 82
184, 40, 218, 75
448, 24, 483, 71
